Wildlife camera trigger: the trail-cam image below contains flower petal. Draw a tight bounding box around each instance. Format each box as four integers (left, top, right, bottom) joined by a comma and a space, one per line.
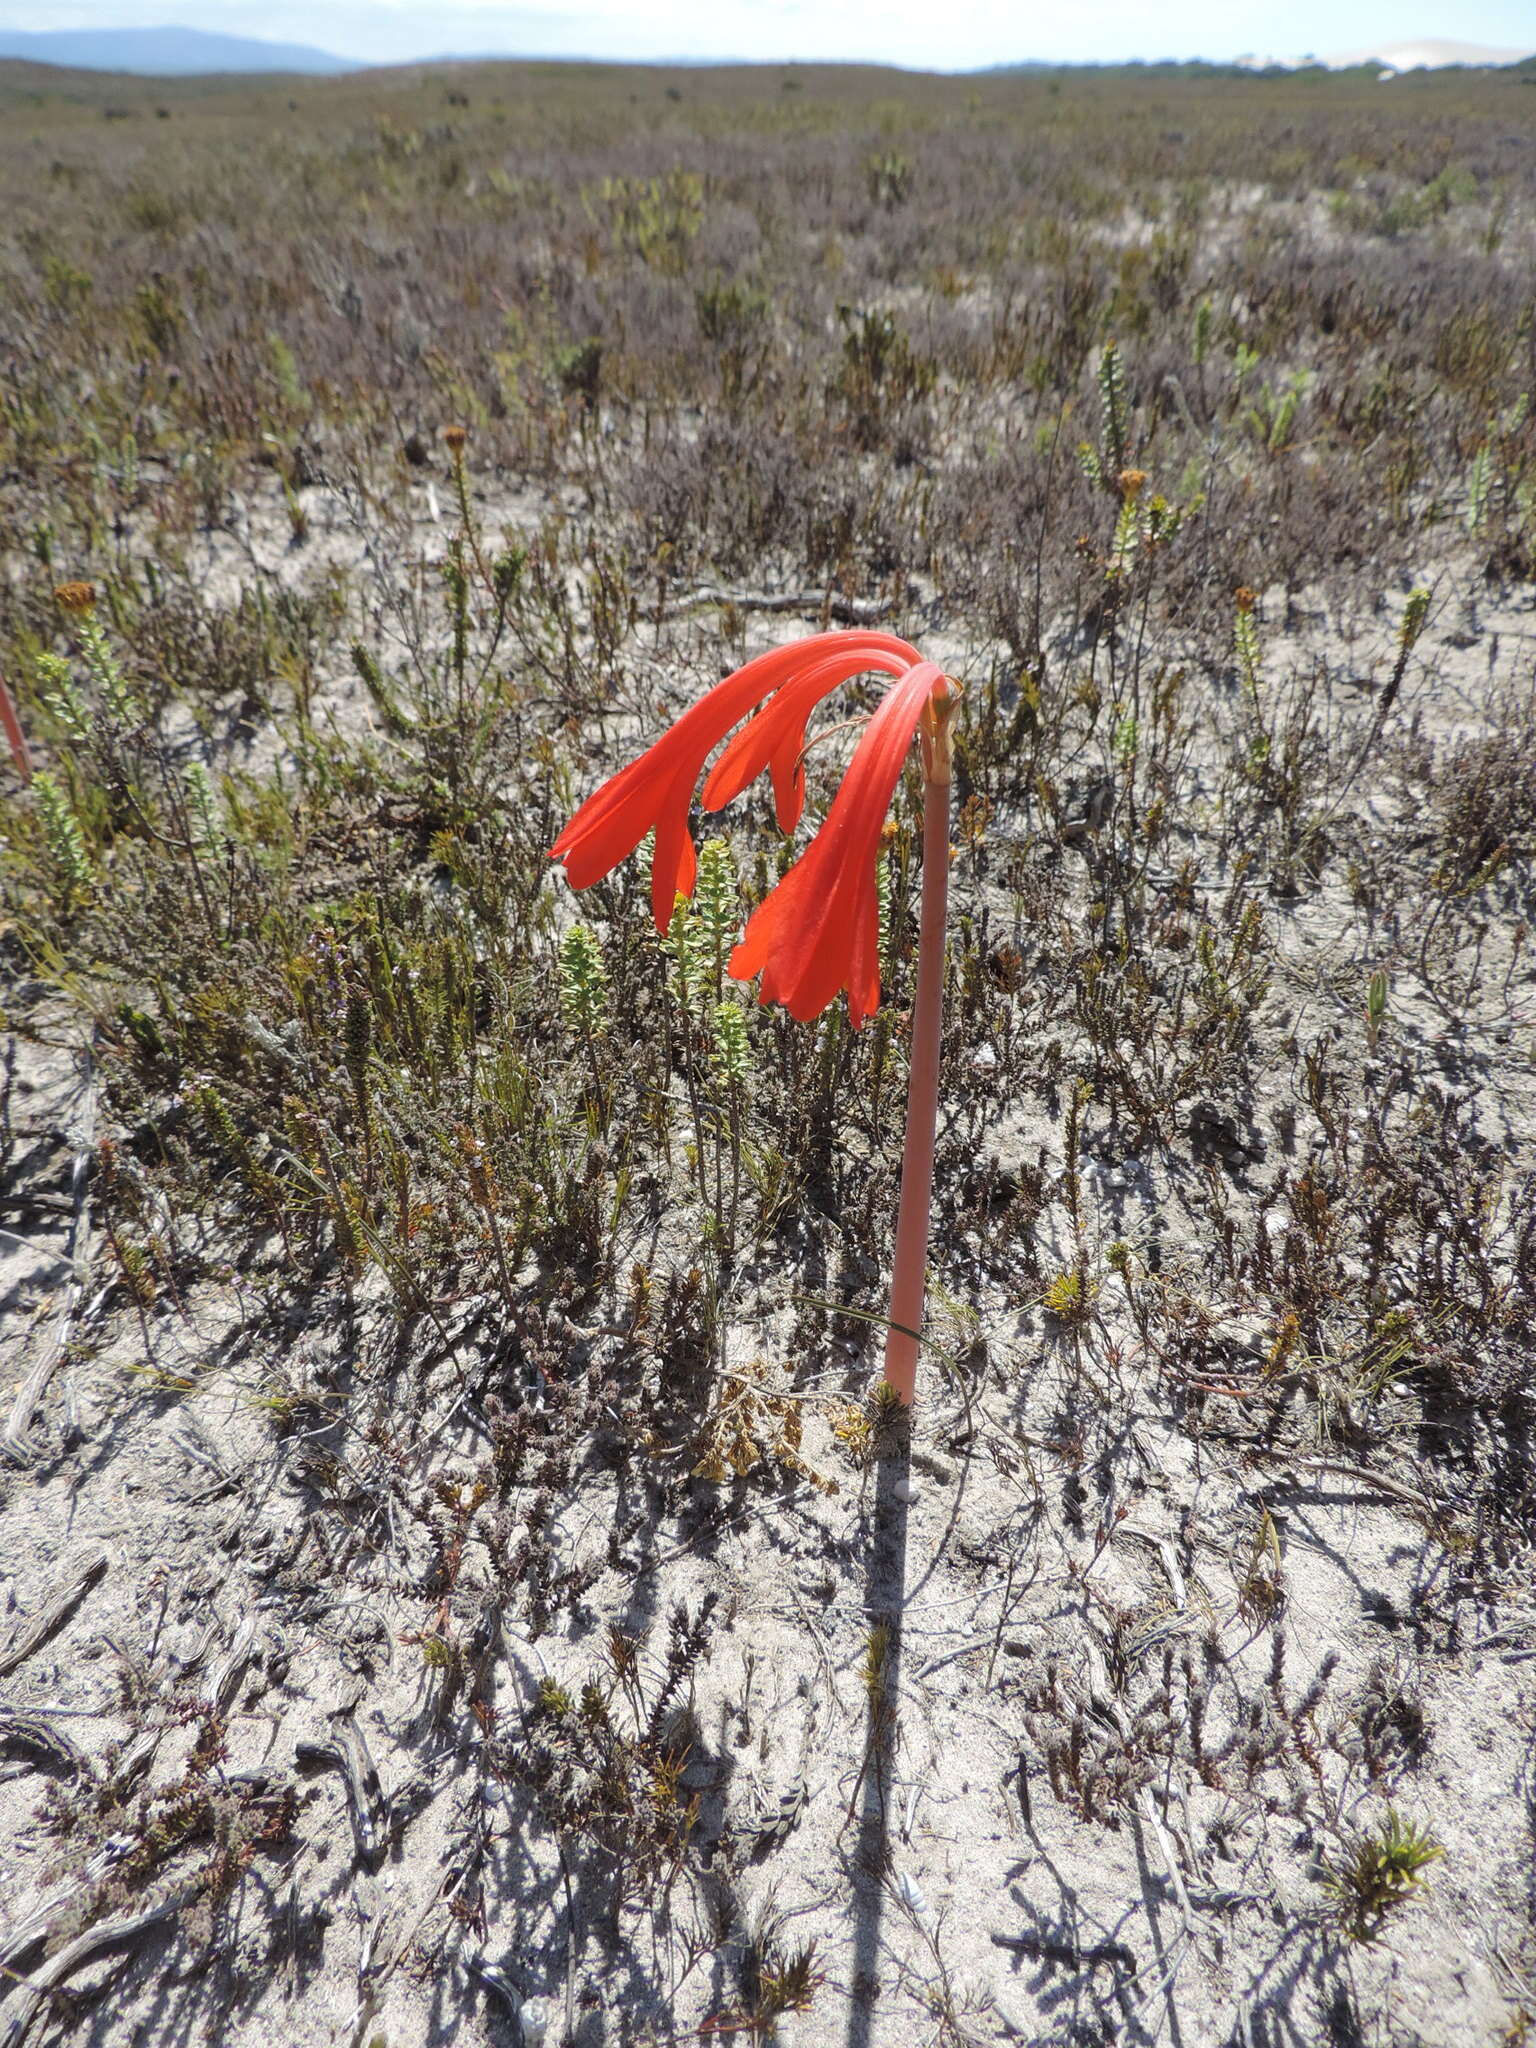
701, 641, 915, 830
650, 760, 700, 930
729, 663, 948, 1025
550, 629, 923, 928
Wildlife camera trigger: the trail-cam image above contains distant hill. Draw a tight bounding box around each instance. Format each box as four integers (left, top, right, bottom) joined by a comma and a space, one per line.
0, 25, 357, 74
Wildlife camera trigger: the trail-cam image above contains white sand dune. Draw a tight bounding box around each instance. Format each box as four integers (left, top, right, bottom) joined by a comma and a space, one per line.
1238, 37, 1533, 70
1327, 38, 1531, 70
1325, 37, 1536, 69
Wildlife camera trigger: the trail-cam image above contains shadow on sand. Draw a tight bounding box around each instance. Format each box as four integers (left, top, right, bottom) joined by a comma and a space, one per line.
845, 1435, 911, 2048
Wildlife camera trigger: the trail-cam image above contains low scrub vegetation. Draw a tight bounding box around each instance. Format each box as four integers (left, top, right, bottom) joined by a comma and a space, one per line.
0, 50, 1531, 2048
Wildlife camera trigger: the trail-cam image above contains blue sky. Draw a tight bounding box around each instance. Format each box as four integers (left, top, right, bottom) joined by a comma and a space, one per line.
7, 0, 1536, 67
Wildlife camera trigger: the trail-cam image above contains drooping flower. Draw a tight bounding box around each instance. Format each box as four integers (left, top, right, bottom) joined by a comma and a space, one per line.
550, 626, 961, 1407
550, 629, 928, 934
722, 662, 948, 1027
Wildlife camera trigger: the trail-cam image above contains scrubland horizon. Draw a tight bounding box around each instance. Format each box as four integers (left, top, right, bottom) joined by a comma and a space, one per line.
0, 16, 1533, 76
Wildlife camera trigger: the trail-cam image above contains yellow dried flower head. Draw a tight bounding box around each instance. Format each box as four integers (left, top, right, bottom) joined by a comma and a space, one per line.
1234, 585, 1257, 613
442, 424, 468, 454
53, 581, 97, 615
1118, 467, 1149, 500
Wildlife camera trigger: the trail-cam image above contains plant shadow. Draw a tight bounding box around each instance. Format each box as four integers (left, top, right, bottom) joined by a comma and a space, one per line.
845, 1434, 910, 2048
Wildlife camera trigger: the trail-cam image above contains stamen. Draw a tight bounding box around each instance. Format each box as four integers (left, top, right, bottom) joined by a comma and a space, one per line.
796, 713, 874, 772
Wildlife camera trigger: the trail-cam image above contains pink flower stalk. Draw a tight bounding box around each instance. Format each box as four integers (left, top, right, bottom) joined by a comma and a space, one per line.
0, 672, 32, 784
551, 630, 958, 1404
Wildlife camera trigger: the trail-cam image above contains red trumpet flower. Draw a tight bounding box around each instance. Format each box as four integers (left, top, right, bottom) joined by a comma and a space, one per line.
550, 628, 959, 1405
550, 629, 926, 934
723, 660, 948, 1027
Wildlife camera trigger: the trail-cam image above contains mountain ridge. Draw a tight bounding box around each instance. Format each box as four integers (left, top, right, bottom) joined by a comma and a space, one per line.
0, 24, 356, 74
